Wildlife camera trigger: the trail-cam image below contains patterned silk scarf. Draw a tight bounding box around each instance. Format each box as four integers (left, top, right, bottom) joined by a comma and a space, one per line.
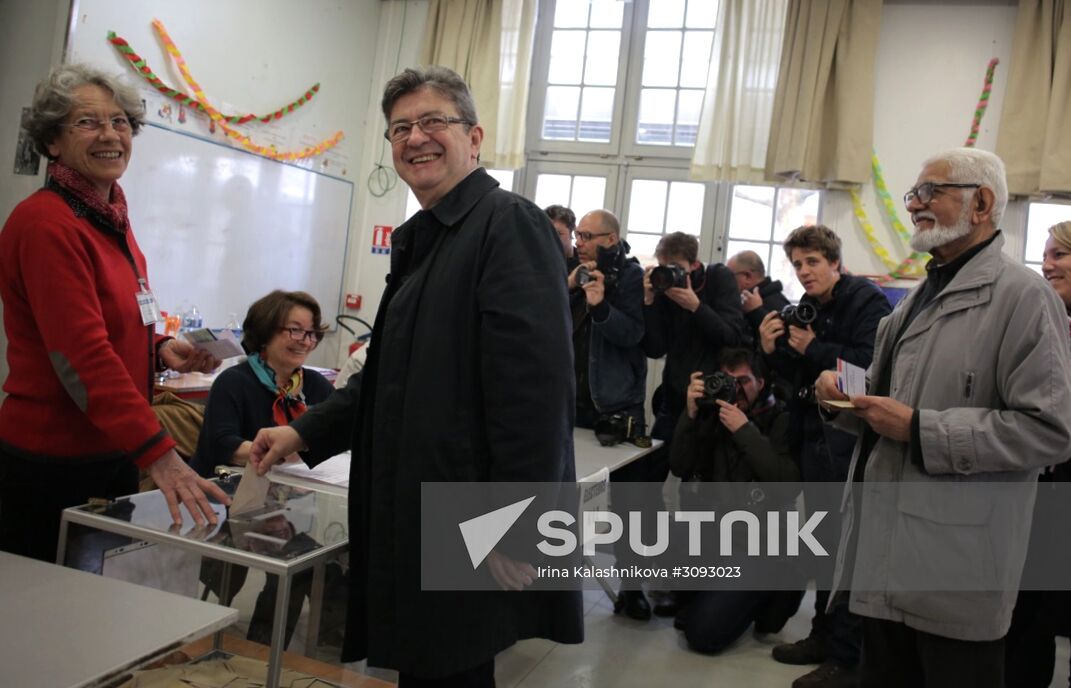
47, 160, 131, 234
248, 353, 308, 426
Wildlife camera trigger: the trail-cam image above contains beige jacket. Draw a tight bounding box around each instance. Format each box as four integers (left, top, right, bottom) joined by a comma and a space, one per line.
830, 233, 1071, 641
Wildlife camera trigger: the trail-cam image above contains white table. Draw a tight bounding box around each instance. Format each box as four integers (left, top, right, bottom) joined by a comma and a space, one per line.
0, 551, 237, 688
573, 429, 662, 482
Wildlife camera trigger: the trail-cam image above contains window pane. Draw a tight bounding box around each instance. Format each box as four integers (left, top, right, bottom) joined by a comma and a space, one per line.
627, 232, 664, 261
728, 185, 775, 241
770, 249, 804, 303
647, 0, 685, 28
589, 0, 624, 29
486, 169, 515, 192
680, 31, 714, 88
571, 176, 608, 216
534, 174, 574, 210
642, 31, 682, 87
774, 188, 821, 241
554, 0, 588, 28
542, 86, 580, 140
578, 87, 615, 142
1026, 202, 1071, 262
637, 89, 676, 145
628, 180, 669, 234
585, 31, 621, 86
726, 240, 772, 275
686, 0, 718, 29
665, 182, 705, 235
674, 89, 704, 146
549, 30, 585, 84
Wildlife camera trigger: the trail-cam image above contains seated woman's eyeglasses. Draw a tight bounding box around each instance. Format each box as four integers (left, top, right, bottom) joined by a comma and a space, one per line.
903, 182, 980, 207
384, 113, 473, 143
63, 116, 132, 133
279, 327, 323, 344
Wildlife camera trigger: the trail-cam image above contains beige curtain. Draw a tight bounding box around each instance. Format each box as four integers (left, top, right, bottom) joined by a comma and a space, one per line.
690, 0, 789, 182
764, 0, 882, 185
421, 0, 536, 169
996, 0, 1071, 196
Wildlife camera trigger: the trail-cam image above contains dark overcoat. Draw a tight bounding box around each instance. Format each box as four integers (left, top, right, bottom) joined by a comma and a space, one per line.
293, 168, 584, 677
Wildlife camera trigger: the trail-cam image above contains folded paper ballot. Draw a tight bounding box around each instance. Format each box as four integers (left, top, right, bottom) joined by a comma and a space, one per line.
182, 328, 245, 359
230, 462, 270, 516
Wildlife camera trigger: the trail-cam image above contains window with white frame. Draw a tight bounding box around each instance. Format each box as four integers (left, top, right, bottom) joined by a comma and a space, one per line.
725, 186, 821, 303
1024, 201, 1071, 274
525, 0, 819, 274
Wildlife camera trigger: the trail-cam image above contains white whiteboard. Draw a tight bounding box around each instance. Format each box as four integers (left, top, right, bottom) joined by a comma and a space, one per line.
126, 123, 354, 327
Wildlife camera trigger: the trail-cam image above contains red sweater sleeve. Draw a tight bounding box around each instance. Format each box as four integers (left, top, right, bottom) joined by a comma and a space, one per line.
13, 206, 174, 467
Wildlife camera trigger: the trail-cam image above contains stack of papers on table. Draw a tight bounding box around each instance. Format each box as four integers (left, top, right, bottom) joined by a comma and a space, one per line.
271, 452, 351, 489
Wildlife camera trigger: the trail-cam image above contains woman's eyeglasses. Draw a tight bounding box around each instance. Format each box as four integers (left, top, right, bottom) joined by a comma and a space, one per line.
278, 327, 323, 344
62, 116, 132, 133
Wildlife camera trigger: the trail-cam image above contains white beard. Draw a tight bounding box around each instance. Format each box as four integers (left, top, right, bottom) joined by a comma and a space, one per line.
910, 208, 973, 252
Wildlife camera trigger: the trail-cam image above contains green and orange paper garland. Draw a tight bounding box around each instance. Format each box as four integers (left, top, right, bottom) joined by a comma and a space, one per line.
858, 57, 999, 282
108, 20, 343, 161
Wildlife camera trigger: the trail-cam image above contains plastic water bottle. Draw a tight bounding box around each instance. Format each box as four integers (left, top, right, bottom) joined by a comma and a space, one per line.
183, 305, 203, 331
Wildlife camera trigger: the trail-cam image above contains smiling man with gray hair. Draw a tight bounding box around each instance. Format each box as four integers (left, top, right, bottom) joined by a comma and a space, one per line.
815, 147, 1071, 687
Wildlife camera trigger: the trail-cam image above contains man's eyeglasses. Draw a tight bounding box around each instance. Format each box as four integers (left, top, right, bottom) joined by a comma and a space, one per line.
384, 113, 473, 143
903, 182, 980, 207
278, 327, 323, 345
576, 230, 613, 242
62, 116, 132, 133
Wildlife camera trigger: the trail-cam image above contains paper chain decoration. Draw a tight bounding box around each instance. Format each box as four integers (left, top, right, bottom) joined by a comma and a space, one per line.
108, 20, 343, 161
965, 58, 999, 147
858, 58, 999, 283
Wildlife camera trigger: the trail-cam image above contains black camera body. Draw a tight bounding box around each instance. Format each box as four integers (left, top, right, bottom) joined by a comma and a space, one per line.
595, 413, 637, 447
698, 370, 738, 407
779, 302, 817, 329
650, 264, 688, 293
576, 243, 626, 290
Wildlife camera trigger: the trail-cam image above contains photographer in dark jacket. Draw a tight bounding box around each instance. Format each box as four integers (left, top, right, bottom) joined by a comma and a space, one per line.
546, 204, 579, 273
728, 249, 791, 341
759, 224, 890, 688
670, 347, 802, 655
643, 232, 748, 444
568, 209, 650, 618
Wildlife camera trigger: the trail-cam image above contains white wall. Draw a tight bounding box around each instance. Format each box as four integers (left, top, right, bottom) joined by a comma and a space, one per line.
0, 0, 69, 398
829, 0, 1019, 276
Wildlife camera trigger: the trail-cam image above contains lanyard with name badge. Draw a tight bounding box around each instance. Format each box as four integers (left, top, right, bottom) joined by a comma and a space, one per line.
135, 278, 162, 325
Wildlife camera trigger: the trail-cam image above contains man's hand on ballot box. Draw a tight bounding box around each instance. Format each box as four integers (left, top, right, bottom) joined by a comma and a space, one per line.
250, 426, 307, 476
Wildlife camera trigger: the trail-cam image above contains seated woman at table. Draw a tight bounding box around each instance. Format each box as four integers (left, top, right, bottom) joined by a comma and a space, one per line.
192, 290, 336, 647
191, 289, 333, 478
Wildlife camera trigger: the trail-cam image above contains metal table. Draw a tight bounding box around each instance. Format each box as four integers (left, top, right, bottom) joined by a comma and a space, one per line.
58, 475, 348, 688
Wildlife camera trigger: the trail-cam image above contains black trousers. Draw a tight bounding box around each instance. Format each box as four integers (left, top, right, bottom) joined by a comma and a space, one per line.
0, 450, 138, 563
398, 660, 495, 688
860, 617, 1004, 688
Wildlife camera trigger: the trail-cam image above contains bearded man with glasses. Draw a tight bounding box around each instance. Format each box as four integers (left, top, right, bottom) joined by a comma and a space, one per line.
814, 147, 1071, 687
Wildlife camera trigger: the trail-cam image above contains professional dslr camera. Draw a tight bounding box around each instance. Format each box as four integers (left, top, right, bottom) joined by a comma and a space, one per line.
649, 264, 688, 293
576, 242, 626, 290
778, 302, 817, 329
697, 371, 738, 408
594, 412, 651, 447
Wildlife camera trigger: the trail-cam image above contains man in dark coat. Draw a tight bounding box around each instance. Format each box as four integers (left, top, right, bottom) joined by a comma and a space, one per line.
728, 249, 791, 340
250, 66, 582, 686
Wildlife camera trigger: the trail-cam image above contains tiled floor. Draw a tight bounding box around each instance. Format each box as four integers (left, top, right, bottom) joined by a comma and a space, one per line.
234, 568, 1071, 687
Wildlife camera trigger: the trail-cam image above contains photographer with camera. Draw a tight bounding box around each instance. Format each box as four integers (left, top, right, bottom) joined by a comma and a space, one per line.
566, 209, 652, 617
728, 249, 791, 338
758, 225, 890, 688
643, 232, 748, 444
669, 347, 803, 654
545, 204, 579, 272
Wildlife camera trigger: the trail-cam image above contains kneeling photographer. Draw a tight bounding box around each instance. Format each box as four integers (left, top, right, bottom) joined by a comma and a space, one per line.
668, 347, 803, 655
567, 209, 652, 617
757, 225, 890, 685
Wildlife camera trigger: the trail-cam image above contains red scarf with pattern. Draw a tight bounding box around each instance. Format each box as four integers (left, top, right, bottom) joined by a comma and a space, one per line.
47, 160, 130, 234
